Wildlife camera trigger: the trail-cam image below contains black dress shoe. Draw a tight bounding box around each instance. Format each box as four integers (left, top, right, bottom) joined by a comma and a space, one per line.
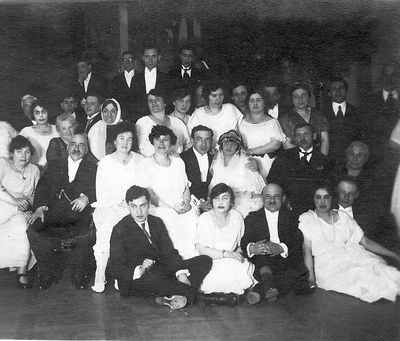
38, 276, 53, 291
197, 292, 239, 307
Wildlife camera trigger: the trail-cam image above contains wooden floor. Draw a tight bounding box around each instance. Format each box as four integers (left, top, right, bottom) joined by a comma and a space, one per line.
0, 269, 398, 341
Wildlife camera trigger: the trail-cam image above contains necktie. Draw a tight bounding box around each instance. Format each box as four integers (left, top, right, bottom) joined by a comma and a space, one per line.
183, 68, 190, 81
336, 105, 344, 119
141, 222, 153, 245
300, 151, 311, 165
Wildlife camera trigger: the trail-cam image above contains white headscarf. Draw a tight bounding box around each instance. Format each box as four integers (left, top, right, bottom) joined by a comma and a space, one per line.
88, 98, 122, 160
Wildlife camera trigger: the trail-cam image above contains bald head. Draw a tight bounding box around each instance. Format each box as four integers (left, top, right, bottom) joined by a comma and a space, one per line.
263, 183, 285, 213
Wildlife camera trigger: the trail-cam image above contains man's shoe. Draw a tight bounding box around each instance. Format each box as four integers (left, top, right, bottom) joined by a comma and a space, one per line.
264, 287, 279, 302
197, 292, 239, 307
155, 295, 187, 310
38, 276, 53, 291
246, 291, 261, 305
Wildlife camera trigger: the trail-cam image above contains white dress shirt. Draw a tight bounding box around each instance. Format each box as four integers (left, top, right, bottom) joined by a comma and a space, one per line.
132, 219, 190, 280
193, 148, 209, 182
247, 209, 288, 258
83, 72, 92, 93
383, 89, 398, 101
144, 67, 157, 94
299, 146, 313, 162
181, 66, 192, 79
67, 156, 82, 182
124, 69, 135, 88
268, 104, 279, 119
338, 204, 353, 218
332, 101, 347, 116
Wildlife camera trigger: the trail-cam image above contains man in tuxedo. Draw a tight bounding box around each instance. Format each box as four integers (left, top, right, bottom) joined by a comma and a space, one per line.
73, 58, 107, 115
109, 186, 211, 310
267, 123, 329, 217
27, 134, 97, 291
241, 184, 310, 301
181, 125, 213, 206
169, 44, 205, 92
110, 51, 139, 122
134, 45, 171, 116
323, 77, 363, 164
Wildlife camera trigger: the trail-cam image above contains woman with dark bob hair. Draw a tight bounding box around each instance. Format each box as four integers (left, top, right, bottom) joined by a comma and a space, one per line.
0, 135, 40, 288
195, 183, 257, 305
135, 88, 190, 157
299, 184, 400, 302
91, 121, 144, 293
138, 125, 199, 260
188, 79, 243, 148
279, 83, 329, 155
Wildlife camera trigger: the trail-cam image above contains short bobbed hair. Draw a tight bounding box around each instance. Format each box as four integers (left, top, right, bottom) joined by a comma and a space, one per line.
209, 183, 235, 207
9, 135, 35, 156
202, 80, 225, 102
148, 125, 177, 146
126, 185, 151, 203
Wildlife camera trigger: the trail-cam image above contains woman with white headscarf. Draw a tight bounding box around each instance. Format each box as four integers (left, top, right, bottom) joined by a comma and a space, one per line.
88, 98, 123, 161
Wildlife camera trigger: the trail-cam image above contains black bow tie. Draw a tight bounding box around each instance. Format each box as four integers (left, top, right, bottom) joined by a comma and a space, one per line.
300, 150, 312, 156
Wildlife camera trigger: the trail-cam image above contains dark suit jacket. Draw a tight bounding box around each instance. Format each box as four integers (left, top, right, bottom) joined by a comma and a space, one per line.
33, 155, 97, 210
169, 65, 205, 92
110, 73, 140, 122
132, 70, 171, 116
322, 102, 365, 163
81, 112, 102, 134
241, 208, 304, 270
267, 147, 329, 217
109, 214, 187, 297
180, 148, 213, 200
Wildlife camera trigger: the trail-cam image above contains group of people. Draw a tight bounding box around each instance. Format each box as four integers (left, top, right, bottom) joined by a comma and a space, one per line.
1, 42, 400, 309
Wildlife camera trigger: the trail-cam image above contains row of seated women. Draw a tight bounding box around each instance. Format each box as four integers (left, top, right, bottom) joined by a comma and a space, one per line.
1, 120, 400, 304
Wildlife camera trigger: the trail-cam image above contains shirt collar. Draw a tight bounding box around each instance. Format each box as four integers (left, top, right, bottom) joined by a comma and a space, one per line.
299, 146, 313, 153
145, 67, 157, 75
193, 147, 208, 158
68, 156, 83, 165
84, 72, 92, 83
332, 101, 346, 112
124, 69, 135, 77
383, 89, 398, 100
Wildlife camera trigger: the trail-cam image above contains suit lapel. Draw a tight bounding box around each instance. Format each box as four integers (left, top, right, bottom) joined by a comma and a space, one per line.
259, 208, 271, 240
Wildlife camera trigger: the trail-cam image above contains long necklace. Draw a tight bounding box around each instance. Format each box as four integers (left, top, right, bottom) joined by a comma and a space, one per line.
319, 210, 336, 242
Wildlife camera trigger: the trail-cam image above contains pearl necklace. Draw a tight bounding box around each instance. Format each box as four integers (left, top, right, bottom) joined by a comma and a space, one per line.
318, 210, 336, 243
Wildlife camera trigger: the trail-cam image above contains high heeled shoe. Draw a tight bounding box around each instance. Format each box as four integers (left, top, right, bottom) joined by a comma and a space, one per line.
17, 274, 33, 289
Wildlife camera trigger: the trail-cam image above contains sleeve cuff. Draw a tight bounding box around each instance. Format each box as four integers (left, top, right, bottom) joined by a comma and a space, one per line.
175, 269, 190, 278
133, 266, 142, 280
246, 243, 255, 258
279, 243, 288, 258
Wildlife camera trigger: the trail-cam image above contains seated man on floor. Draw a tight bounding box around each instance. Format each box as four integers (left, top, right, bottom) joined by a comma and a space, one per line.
109, 185, 212, 310
336, 177, 400, 255
27, 133, 97, 290
241, 183, 311, 301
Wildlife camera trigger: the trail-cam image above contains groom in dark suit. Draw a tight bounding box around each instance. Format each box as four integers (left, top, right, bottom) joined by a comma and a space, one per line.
109, 186, 211, 310
241, 184, 310, 300
267, 123, 329, 217
180, 125, 214, 204
27, 134, 97, 291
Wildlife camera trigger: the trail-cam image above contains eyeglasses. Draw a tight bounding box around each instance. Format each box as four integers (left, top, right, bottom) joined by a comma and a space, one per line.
122, 58, 135, 62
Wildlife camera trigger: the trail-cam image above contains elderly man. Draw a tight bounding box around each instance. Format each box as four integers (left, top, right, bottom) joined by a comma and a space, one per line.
11, 94, 37, 132
241, 184, 310, 302
109, 186, 211, 309
268, 123, 329, 217
27, 134, 97, 290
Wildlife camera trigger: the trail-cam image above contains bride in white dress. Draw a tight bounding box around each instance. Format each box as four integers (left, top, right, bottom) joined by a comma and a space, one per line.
299, 185, 400, 303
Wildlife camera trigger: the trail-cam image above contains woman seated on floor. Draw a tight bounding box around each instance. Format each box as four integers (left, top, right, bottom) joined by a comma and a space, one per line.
138, 125, 198, 260
195, 183, 258, 306
46, 113, 77, 165
0, 136, 40, 288
91, 121, 144, 293
299, 184, 400, 303
209, 130, 265, 218
88, 98, 123, 161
